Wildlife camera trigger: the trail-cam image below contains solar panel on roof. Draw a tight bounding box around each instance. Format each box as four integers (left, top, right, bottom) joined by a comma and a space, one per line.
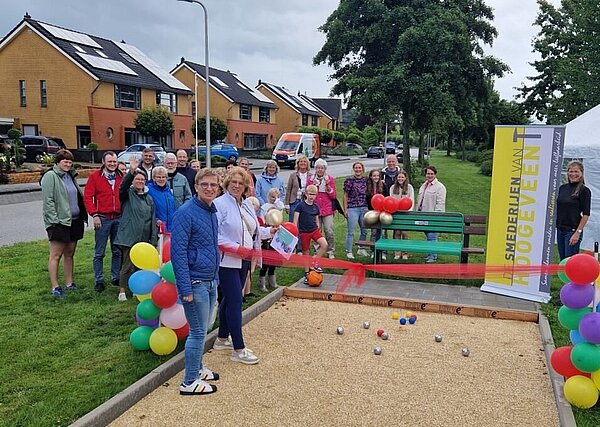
116, 42, 189, 91
76, 52, 138, 76
40, 22, 102, 49
211, 76, 229, 88
250, 87, 274, 104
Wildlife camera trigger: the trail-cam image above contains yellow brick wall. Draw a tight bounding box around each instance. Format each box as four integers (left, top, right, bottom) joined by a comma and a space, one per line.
257, 86, 301, 138
0, 25, 98, 148
172, 67, 232, 119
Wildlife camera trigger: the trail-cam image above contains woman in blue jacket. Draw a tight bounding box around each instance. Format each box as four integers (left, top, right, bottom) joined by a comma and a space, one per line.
255, 160, 285, 206
147, 166, 176, 232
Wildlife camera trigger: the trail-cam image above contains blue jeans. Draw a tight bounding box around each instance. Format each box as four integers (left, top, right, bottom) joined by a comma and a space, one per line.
218, 260, 250, 350
425, 232, 438, 260
182, 279, 217, 385
557, 229, 582, 260
93, 217, 121, 283
346, 206, 368, 252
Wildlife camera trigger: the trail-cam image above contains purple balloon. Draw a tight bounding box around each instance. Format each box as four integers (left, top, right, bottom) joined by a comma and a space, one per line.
135, 314, 159, 328
560, 283, 595, 309
579, 312, 600, 344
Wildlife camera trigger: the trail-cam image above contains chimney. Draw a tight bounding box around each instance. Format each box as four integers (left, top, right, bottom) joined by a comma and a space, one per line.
180, 56, 185, 64
24, 12, 31, 19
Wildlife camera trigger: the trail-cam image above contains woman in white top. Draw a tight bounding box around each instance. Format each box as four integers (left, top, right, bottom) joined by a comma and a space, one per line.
416, 166, 447, 263
390, 170, 414, 260
212, 167, 275, 365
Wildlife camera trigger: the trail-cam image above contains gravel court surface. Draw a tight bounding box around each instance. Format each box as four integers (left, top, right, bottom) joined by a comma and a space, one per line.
110, 298, 558, 427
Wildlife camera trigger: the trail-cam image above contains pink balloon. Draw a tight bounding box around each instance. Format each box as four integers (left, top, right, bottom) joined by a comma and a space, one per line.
159, 304, 187, 329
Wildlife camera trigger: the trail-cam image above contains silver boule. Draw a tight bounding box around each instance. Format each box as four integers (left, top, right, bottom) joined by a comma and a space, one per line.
381, 331, 390, 340
336, 326, 344, 335
362, 321, 370, 329
374, 346, 382, 355
462, 347, 470, 357
434, 335, 442, 343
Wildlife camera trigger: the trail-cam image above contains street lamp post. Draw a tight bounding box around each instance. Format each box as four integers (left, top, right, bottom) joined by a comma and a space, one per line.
177, 0, 211, 167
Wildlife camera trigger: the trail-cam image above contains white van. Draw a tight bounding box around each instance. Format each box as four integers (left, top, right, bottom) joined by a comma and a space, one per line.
271, 133, 321, 168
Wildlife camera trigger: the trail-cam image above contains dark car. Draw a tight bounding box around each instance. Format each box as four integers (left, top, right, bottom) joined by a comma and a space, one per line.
366, 146, 384, 159
385, 142, 396, 155
21, 135, 66, 162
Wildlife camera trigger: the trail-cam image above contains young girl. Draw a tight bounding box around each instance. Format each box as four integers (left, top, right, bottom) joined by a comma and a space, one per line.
259, 189, 284, 290
260, 188, 285, 219
390, 170, 415, 260
366, 169, 384, 258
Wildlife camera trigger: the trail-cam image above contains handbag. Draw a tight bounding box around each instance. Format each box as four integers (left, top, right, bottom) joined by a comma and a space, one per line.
333, 197, 345, 216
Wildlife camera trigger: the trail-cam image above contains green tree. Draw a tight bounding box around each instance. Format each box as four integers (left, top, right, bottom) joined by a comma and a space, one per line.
134, 107, 174, 143
7, 128, 25, 166
519, 0, 600, 123
314, 0, 507, 176
192, 116, 228, 142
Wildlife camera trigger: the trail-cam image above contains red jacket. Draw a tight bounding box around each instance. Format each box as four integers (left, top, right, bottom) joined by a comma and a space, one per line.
84, 169, 123, 217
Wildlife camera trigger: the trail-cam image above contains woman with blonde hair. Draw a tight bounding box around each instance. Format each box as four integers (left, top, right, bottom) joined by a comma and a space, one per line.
255, 160, 285, 207
556, 160, 591, 260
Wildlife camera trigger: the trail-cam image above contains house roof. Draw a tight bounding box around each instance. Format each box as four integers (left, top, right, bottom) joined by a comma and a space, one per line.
311, 98, 342, 120
257, 82, 321, 116
174, 61, 277, 109
0, 16, 192, 95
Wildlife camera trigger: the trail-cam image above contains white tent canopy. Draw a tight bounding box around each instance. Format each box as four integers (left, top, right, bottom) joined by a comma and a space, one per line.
564, 104, 600, 251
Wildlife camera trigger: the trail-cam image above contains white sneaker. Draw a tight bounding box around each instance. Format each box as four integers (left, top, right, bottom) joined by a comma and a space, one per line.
212, 337, 234, 351
382, 253, 387, 260
357, 248, 368, 257
118, 292, 127, 302
328, 252, 335, 259
179, 379, 217, 395
394, 254, 401, 260
231, 348, 259, 365
346, 252, 355, 259
200, 367, 219, 381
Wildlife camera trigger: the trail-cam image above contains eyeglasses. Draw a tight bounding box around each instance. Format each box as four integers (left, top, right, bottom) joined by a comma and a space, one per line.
198, 182, 219, 189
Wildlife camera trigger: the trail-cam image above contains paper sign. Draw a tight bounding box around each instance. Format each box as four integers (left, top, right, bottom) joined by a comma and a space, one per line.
270, 226, 298, 259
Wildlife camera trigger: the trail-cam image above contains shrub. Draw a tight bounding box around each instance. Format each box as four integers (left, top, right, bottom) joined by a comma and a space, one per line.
478, 149, 494, 165
480, 159, 493, 176
40, 153, 55, 167
0, 153, 10, 184
346, 133, 362, 145
465, 151, 480, 163
333, 131, 345, 144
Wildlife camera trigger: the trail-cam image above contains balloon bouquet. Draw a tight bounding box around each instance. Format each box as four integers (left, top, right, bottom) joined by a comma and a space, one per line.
363, 193, 413, 226
550, 253, 600, 409
128, 236, 190, 356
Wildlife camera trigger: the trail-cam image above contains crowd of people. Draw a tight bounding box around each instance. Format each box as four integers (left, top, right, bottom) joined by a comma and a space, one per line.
40, 147, 591, 394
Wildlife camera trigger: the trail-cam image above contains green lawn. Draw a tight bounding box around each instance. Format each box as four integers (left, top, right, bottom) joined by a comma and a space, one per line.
0, 150, 598, 426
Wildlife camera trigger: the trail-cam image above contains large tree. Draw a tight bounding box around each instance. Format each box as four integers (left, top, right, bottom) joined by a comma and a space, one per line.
519, 0, 600, 124
134, 106, 174, 143
192, 116, 228, 142
314, 0, 507, 173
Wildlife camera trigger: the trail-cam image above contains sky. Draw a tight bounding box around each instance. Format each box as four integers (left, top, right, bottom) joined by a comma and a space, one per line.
1, 0, 560, 103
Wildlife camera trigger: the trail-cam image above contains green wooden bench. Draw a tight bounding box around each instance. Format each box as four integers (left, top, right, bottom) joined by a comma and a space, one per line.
374, 211, 465, 262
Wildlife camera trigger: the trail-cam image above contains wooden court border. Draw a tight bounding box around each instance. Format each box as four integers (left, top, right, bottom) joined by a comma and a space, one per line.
283, 287, 539, 323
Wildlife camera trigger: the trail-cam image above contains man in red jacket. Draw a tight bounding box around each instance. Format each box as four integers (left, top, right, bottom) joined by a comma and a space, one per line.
84, 151, 123, 293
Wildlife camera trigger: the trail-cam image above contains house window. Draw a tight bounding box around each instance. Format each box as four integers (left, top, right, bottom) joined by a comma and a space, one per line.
240, 104, 252, 120
311, 115, 318, 126
244, 133, 266, 150
124, 128, 140, 146
76, 126, 92, 148
40, 80, 47, 107
19, 80, 26, 107
115, 84, 141, 109
156, 91, 177, 113
302, 114, 308, 126
259, 107, 270, 123
191, 101, 196, 117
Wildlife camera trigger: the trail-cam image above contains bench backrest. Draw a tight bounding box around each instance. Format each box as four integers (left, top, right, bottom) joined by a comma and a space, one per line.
382, 211, 465, 235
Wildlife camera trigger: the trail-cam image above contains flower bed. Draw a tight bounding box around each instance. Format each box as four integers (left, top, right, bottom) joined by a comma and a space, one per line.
7, 168, 98, 184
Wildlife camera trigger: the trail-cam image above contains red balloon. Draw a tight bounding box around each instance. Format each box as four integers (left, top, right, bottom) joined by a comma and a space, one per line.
281, 221, 299, 236
151, 282, 178, 309
398, 196, 413, 211
173, 323, 189, 340
565, 254, 600, 285
383, 196, 399, 214
371, 194, 385, 211
550, 346, 589, 378
162, 238, 171, 263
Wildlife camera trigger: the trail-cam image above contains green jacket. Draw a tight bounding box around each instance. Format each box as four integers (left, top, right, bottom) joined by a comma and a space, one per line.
40, 165, 86, 229
114, 171, 158, 248
168, 172, 192, 208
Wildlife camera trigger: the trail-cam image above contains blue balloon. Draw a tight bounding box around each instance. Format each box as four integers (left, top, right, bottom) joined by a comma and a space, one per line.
570, 329, 586, 345
128, 270, 161, 295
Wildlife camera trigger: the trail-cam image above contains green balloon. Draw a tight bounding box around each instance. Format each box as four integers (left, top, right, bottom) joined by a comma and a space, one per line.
130, 326, 153, 351
571, 342, 600, 373
160, 261, 176, 284
136, 299, 161, 321
558, 257, 570, 283
558, 306, 592, 330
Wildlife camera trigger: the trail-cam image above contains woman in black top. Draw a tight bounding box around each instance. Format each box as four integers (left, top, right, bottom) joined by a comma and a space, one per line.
556, 160, 591, 260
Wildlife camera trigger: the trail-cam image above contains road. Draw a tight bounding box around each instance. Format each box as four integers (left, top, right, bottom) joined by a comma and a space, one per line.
0, 155, 406, 247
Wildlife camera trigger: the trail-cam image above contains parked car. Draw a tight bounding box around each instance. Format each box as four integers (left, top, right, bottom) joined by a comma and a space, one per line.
366, 146, 385, 158
385, 142, 396, 155
117, 143, 166, 166
198, 143, 239, 162
20, 135, 66, 162
0, 134, 12, 154
396, 152, 404, 164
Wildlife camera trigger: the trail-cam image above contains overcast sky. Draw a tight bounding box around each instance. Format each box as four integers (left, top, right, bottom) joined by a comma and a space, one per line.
2, 0, 560, 102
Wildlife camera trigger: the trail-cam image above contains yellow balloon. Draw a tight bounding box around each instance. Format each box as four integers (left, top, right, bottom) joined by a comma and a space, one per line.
130, 242, 160, 270
149, 327, 178, 356
591, 369, 600, 390
563, 375, 599, 409
136, 293, 152, 302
